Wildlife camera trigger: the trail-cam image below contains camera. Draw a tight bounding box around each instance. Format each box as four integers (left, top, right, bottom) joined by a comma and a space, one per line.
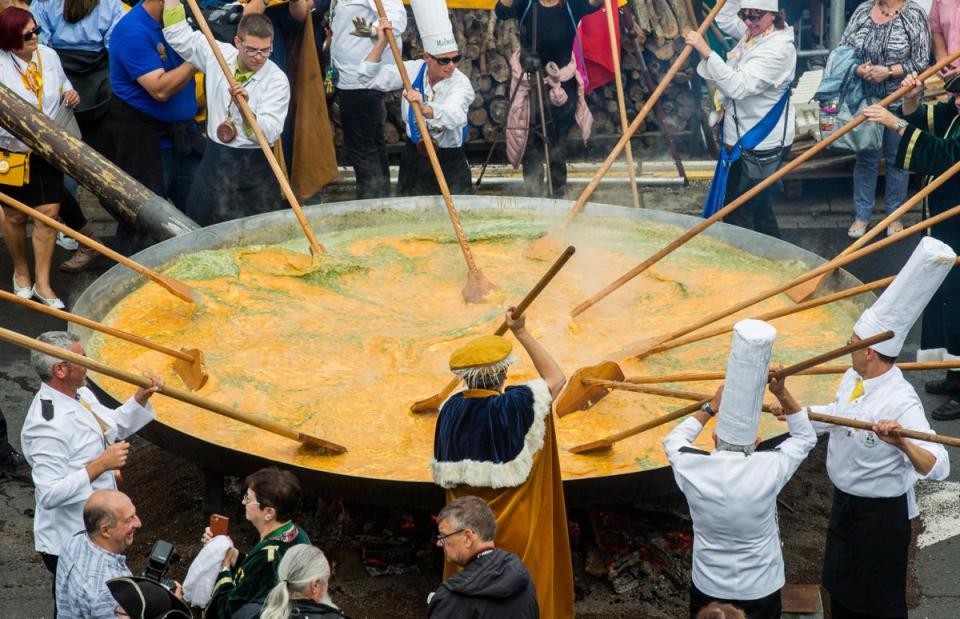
142, 539, 180, 592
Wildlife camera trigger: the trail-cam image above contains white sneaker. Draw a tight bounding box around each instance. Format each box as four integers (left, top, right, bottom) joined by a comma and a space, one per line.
56, 231, 78, 251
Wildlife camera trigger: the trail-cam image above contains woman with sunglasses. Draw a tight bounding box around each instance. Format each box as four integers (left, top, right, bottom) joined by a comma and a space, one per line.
685, 0, 795, 239
841, 0, 929, 239
0, 7, 79, 310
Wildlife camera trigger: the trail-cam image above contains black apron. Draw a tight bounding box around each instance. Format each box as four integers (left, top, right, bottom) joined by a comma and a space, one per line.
397, 140, 473, 197
186, 141, 282, 226
822, 487, 910, 617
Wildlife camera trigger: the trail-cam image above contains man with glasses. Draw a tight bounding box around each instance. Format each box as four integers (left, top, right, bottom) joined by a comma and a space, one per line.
20, 331, 162, 616
428, 496, 538, 618
162, 4, 290, 225
358, 0, 474, 196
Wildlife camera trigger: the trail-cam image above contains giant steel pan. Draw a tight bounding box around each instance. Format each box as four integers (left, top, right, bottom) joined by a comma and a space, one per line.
71, 196, 872, 508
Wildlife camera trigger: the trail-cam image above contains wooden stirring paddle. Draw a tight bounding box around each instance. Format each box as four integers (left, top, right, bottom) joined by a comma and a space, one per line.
0, 290, 208, 391
0, 191, 195, 304
0, 325, 345, 453
409, 246, 576, 414
568, 331, 893, 454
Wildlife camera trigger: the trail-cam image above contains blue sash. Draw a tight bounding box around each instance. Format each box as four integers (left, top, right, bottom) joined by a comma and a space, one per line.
701, 88, 791, 218
407, 63, 469, 147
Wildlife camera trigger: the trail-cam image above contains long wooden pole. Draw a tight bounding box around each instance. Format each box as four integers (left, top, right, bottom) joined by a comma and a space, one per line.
183, 0, 325, 258
0, 325, 346, 452
603, 0, 640, 208
409, 245, 576, 413
619, 361, 960, 384
569, 49, 960, 317
618, 202, 960, 360
0, 192, 195, 304
370, 0, 497, 303
525, 0, 729, 258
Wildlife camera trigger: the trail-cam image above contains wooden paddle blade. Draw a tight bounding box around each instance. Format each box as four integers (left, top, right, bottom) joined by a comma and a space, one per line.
569, 439, 613, 455
410, 392, 444, 414
297, 433, 348, 453
462, 269, 498, 304
785, 272, 828, 303
151, 272, 196, 304
555, 361, 625, 417
173, 348, 208, 391
525, 230, 566, 262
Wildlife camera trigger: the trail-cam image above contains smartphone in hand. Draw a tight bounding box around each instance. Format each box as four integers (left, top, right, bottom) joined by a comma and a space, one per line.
209, 514, 229, 537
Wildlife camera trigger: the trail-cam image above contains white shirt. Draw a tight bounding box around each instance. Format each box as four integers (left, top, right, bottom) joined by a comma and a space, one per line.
697, 0, 796, 151
357, 59, 473, 147
56, 533, 131, 619
20, 383, 154, 555
0, 46, 73, 152
664, 411, 817, 600
330, 0, 407, 91
810, 367, 950, 519
162, 20, 289, 148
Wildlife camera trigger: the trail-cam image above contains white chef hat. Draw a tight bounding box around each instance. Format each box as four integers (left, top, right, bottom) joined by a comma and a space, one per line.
411, 0, 458, 56
716, 319, 777, 446
741, 0, 779, 11
853, 236, 956, 357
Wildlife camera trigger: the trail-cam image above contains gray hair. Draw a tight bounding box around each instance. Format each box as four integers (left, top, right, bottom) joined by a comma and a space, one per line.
437, 495, 496, 542
31, 331, 79, 381
260, 545, 334, 619
716, 438, 756, 456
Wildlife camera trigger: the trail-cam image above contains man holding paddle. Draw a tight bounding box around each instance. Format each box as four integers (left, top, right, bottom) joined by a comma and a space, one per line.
20, 331, 162, 615
431, 307, 572, 618
162, 3, 290, 225
664, 319, 817, 619
772, 237, 953, 619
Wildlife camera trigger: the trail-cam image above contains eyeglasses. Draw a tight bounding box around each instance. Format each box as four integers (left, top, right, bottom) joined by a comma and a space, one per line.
435, 529, 466, 546
241, 494, 260, 506
737, 10, 766, 22
428, 53, 462, 66
23, 26, 42, 42
240, 41, 272, 59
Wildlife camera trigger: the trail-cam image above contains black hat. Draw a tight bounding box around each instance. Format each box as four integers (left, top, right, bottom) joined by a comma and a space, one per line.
106, 576, 192, 619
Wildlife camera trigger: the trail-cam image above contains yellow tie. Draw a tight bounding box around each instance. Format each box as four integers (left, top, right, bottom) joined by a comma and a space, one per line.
848, 379, 865, 402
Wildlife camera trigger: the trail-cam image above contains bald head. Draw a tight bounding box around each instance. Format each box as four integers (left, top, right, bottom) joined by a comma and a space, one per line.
84, 490, 140, 553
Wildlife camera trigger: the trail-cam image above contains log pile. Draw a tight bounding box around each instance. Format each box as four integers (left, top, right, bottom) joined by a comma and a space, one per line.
330, 0, 703, 150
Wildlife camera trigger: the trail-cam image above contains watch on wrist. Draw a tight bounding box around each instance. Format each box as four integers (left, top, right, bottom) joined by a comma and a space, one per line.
896, 118, 909, 132
888, 66, 894, 78
702, 402, 716, 417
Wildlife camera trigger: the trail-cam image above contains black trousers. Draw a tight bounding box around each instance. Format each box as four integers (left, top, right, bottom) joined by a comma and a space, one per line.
0, 405, 12, 459
722, 146, 789, 239
339, 88, 390, 199
397, 141, 473, 197
689, 582, 781, 619
522, 76, 577, 196
41, 552, 58, 618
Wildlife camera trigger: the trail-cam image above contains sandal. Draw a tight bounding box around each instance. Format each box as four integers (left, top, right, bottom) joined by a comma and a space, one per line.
886, 221, 904, 236
847, 220, 868, 239
12, 273, 32, 299
32, 286, 65, 310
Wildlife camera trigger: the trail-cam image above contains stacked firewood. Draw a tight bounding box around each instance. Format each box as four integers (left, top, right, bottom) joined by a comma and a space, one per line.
330, 0, 703, 149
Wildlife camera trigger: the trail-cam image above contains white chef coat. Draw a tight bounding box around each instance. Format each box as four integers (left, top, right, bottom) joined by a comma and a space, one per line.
697, 0, 796, 151
20, 383, 154, 556
357, 59, 473, 147
162, 20, 289, 148
810, 367, 950, 519
330, 0, 407, 91
664, 411, 817, 600
0, 46, 73, 152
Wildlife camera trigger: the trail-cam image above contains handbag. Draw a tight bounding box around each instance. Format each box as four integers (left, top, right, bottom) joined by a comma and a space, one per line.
0, 150, 30, 187
822, 95, 883, 153
740, 146, 785, 181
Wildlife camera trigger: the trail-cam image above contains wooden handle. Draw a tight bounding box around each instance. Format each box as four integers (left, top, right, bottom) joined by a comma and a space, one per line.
370, 0, 483, 280
0, 325, 342, 450
569, 48, 960, 318
0, 191, 194, 304
771, 331, 894, 380
622, 361, 960, 384
494, 245, 576, 335
0, 289, 194, 362
583, 378, 774, 412
182, 0, 324, 257
561, 0, 729, 230
807, 412, 960, 448
602, 400, 707, 445
602, 0, 640, 209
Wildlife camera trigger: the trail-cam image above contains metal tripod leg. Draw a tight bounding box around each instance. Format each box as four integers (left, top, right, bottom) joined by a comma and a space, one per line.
533, 67, 554, 196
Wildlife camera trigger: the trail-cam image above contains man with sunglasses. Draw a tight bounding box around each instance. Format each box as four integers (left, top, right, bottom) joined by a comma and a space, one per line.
162, 3, 290, 225
358, 0, 474, 196
428, 496, 538, 618
20, 331, 162, 616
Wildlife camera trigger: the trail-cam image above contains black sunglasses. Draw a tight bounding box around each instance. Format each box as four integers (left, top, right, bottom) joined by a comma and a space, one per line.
23, 26, 42, 42
428, 53, 462, 66
737, 10, 766, 22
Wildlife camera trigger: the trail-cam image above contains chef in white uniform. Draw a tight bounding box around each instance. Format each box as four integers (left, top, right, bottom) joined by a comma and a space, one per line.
772, 236, 953, 619
359, 1, 475, 197
20, 331, 161, 612
664, 319, 817, 619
